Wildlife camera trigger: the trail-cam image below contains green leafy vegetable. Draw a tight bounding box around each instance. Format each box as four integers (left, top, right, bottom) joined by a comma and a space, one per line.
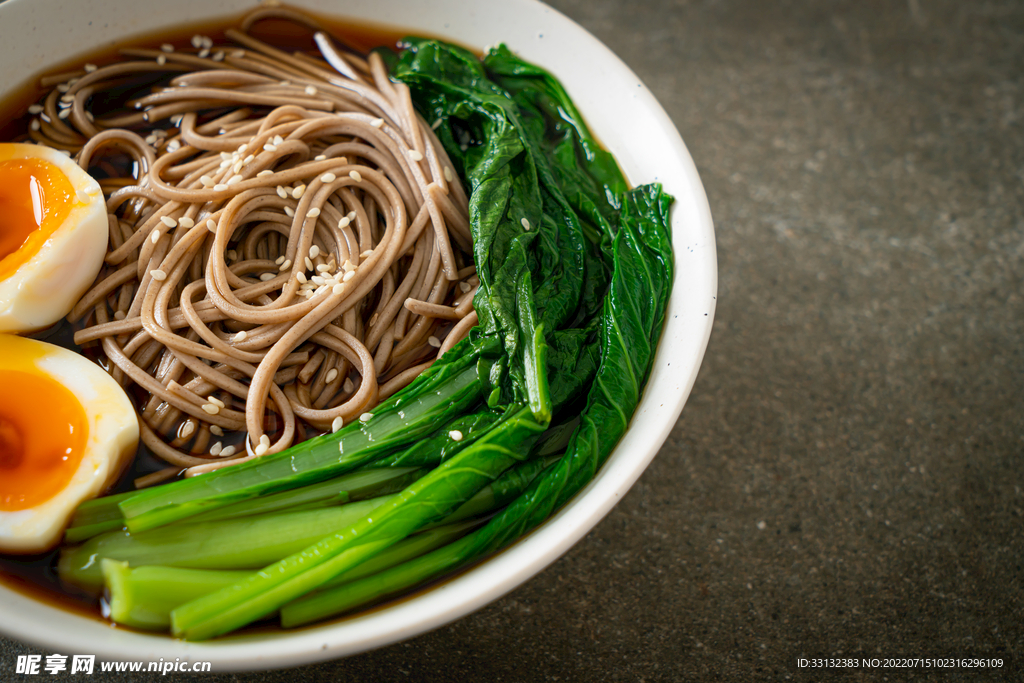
59, 36, 674, 640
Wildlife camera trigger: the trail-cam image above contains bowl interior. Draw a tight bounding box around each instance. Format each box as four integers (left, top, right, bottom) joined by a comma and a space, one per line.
0, 0, 716, 669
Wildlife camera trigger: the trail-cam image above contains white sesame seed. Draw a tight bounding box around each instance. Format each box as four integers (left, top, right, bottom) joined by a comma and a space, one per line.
210, 441, 223, 456
232, 50, 245, 58
214, 184, 228, 191
459, 281, 472, 293
28, 104, 43, 114
311, 275, 325, 286
349, 170, 362, 182
220, 446, 236, 457
279, 259, 292, 271
273, 135, 284, 145
208, 395, 225, 408
260, 273, 275, 281
264, 144, 278, 152
202, 403, 220, 415
331, 416, 344, 433
161, 43, 174, 53
232, 160, 243, 174
191, 35, 203, 48
343, 270, 355, 282
432, 118, 442, 130
150, 231, 160, 244
200, 175, 215, 187
206, 219, 217, 233
449, 430, 464, 441
39, 113, 51, 123
296, 271, 307, 283
210, 425, 224, 436
370, 118, 383, 128
338, 216, 351, 229
316, 263, 331, 273
257, 170, 273, 177
332, 283, 344, 295
178, 217, 195, 229
347, 211, 357, 221
150, 269, 167, 281
306, 207, 321, 219
304, 256, 315, 271
308, 245, 320, 259
166, 140, 180, 153
304, 85, 317, 95
428, 336, 441, 348
343, 378, 355, 393
521, 217, 531, 231
156, 55, 167, 66
260, 434, 271, 448
314, 154, 327, 161
272, 255, 284, 265
179, 421, 195, 439
284, 206, 294, 217
30, 119, 40, 131
408, 150, 423, 162
320, 172, 336, 183
254, 442, 268, 456
58, 109, 71, 120
292, 184, 306, 199
276, 186, 288, 199
244, 154, 254, 164
444, 166, 454, 183
359, 412, 373, 422
213, 51, 225, 61
360, 250, 373, 259
226, 250, 238, 261
56, 84, 68, 93
325, 368, 339, 383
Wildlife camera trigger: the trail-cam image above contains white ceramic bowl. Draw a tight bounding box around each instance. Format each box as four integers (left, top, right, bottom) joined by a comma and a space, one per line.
0, 0, 716, 670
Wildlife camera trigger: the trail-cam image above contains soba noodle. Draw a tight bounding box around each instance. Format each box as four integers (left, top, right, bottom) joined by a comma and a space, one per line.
29, 8, 478, 481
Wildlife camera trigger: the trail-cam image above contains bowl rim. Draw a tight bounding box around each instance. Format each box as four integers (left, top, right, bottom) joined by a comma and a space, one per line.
0, 0, 716, 670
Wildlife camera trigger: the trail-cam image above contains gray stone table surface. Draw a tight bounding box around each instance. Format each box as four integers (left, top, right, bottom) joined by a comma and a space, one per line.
1, 0, 1021, 680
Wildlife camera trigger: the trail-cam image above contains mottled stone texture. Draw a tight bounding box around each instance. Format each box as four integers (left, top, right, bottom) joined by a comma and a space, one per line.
2, 0, 1021, 680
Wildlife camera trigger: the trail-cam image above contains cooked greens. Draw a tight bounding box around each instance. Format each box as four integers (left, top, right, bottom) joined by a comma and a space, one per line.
59, 38, 674, 640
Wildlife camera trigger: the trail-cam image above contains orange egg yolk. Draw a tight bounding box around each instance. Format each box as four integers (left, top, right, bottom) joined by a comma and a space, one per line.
0, 369, 89, 511
0, 157, 75, 281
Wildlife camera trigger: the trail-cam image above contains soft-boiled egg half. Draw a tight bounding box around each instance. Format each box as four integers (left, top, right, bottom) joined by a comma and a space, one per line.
0, 334, 138, 554
0, 142, 107, 333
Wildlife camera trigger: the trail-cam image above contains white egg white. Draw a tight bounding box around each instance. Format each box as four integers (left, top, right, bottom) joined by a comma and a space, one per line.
0, 143, 108, 333
0, 336, 138, 554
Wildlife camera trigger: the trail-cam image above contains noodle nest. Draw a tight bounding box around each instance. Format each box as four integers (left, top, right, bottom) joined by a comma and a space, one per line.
29, 8, 479, 480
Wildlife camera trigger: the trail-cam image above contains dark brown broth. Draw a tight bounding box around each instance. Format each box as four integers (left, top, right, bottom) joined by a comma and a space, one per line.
0, 8, 455, 628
